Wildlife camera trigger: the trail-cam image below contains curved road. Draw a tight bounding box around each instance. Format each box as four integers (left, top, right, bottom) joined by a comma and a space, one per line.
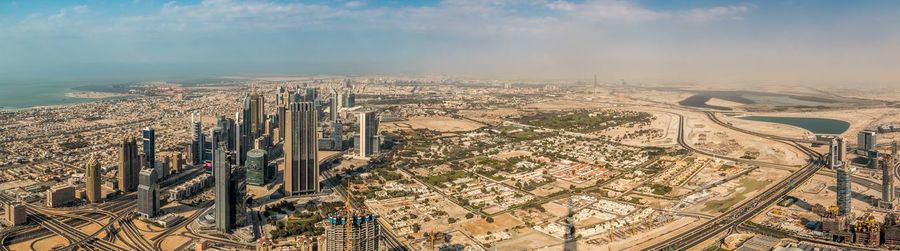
646, 112, 823, 250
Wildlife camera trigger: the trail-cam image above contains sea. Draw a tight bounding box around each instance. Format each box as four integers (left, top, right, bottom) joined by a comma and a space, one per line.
0, 81, 110, 110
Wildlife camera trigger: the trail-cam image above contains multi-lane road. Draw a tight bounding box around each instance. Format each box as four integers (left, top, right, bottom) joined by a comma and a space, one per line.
646, 112, 824, 250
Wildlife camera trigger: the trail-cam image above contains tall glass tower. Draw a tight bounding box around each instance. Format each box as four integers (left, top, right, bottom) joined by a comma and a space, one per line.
142, 127, 155, 169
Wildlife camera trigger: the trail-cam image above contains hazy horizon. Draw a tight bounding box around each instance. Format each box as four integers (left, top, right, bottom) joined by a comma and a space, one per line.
2, 0, 899, 86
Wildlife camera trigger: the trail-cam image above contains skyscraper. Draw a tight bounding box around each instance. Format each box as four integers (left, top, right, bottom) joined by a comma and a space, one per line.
117, 137, 140, 192
234, 111, 247, 166
333, 120, 343, 150
191, 112, 204, 165
214, 143, 247, 233
832, 137, 852, 216
137, 167, 159, 218
284, 102, 319, 195
249, 92, 265, 138
84, 156, 101, 203
214, 143, 231, 233
358, 111, 378, 158
343, 92, 355, 108
142, 127, 156, 169
246, 149, 268, 186
883, 142, 898, 208
330, 88, 340, 122
240, 93, 264, 165
217, 116, 236, 152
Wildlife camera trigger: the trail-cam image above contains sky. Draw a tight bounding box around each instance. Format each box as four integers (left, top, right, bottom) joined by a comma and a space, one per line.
1, 0, 899, 86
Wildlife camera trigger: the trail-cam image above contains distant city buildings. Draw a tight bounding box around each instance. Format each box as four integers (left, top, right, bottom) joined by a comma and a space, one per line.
84, 156, 101, 203
284, 102, 319, 195
118, 137, 140, 192
138, 167, 160, 218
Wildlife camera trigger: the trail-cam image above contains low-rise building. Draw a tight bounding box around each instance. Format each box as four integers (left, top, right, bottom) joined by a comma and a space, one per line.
46, 184, 76, 208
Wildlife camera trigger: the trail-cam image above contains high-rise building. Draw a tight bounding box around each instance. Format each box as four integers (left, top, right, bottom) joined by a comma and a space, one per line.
234, 112, 247, 166
343, 93, 355, 108
191, 112, 204, 165
882, 153, 895, 208
172, 152, 184, 173
4, 203, 26, 226
330, 88, 340, 122
882, 142, 899, 208
85, 156, 101, 203
118, 137, 140, 192
358, 111, 378, 158
246, 149, 268, 186
305, 88, 318, 103
333, 120, 344, 150
214, 143, 247, 233
217, 116, 237, 152
143, 127, 156, 169
249, 92, 265, 138
138, 167, 160, 218
832, 137, 852, 216
284, 102, 319, 195
858, 130, 877, 152
214, 143, 231, 233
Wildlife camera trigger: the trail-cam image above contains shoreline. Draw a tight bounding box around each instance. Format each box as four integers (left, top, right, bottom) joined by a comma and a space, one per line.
1, 91, 133, 112
63, 91, 128, 99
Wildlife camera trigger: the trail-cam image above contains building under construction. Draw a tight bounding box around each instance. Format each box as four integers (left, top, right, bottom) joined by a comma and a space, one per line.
853, 214, 881, 247
884, 213, 900, 247
818, 205, 852, 243
324, 213, 380, 251
324, 183, 380, 251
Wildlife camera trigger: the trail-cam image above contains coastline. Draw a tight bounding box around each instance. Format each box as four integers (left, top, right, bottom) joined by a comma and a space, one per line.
63, 91, 128, 99
1, 91, 132, 112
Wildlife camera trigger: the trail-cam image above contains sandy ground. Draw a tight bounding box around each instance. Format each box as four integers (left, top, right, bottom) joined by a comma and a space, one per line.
705, 98, 746, 110
382, 115, 485, 132
496, 228, 561, 250
683, 111, 805, 166
457, 108, 521, 125
599, 108, 679, 147
159, 234, 192, 251
459, 213, 523, 236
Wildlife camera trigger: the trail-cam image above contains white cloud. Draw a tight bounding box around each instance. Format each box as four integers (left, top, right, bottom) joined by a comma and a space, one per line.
345, 1, 366, 8
683, 5, 752, 23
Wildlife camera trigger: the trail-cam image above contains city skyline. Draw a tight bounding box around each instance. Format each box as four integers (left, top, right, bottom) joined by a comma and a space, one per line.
1, 0, 899, 85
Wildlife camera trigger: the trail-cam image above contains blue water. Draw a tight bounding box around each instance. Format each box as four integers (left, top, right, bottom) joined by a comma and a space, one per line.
738, 116, 850, 135
0, 81, 99, 109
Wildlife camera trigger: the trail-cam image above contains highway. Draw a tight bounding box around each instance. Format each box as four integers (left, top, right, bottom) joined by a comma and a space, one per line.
645, 112, 823, 250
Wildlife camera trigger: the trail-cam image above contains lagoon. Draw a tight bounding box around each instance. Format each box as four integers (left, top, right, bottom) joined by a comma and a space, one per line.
738, 116, 850, 135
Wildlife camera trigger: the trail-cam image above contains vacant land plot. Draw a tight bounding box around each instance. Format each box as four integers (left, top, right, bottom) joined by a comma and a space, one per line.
385, 116, 485, 132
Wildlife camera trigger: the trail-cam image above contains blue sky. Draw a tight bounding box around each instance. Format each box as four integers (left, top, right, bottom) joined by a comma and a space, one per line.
1, 0, 899, 85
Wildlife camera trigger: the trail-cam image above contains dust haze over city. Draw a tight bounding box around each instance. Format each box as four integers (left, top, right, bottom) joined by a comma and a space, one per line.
2, 1, 900, 251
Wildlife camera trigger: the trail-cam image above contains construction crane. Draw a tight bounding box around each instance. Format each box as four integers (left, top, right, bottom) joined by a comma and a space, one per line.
345, 180, 353, 251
